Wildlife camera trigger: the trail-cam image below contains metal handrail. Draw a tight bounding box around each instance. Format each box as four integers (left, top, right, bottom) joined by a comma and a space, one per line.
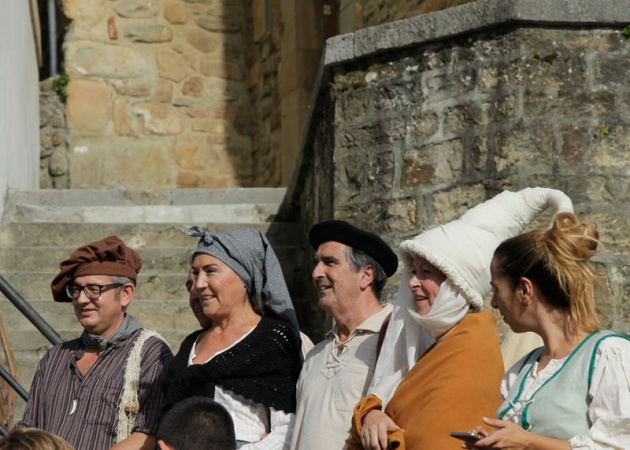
0, 274, 63, 345
0, 273, 64, 416
0, 365, 28, 401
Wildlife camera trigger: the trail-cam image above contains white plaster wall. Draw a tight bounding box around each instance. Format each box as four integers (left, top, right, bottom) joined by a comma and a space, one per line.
0, 0, 40, 213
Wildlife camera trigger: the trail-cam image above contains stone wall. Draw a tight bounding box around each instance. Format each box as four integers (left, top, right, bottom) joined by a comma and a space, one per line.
39, 79, 70, 189
339, 0, 477, 33
61, 0, 254, 188
248, 0, 282, 187
281, 0, 630, 338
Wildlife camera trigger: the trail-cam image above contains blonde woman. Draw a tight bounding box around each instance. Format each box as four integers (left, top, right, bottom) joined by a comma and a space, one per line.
469, 213, 630, 449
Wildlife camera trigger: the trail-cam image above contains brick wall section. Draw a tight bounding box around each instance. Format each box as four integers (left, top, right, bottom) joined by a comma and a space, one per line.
281, 1, 630, 338
59, 0, 254, 188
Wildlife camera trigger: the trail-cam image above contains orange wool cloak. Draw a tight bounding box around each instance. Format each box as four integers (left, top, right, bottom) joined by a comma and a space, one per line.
348, 312, 504, 450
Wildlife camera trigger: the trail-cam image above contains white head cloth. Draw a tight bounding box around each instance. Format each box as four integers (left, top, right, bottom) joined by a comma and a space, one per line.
368, 187, 574, 407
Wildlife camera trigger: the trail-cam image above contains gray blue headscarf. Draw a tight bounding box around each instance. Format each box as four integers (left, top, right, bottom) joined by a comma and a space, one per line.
185, 226, 301, 344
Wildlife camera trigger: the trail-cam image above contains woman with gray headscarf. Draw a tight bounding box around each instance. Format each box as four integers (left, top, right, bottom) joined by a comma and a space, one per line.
163, 227, 303, 450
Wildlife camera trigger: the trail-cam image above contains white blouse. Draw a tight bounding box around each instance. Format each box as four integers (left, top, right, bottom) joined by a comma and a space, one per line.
501, 336, 630, 449
189, 329, 293, 450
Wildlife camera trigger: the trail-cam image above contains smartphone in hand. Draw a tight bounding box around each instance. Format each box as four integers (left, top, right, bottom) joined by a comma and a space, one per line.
449, 431, 481, 442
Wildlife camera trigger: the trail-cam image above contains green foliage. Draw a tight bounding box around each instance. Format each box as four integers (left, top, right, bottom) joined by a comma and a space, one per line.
622, 25, 630, 42
598, 127, 609, 136
53, 73, 70, 102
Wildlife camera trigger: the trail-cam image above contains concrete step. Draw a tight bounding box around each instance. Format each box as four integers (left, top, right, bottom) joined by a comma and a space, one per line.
12, 203, 281, 225
1, 298, 199, 337
0, 273, 190, 301
0, 239, 303, 273
2, 188, 286, 224
0, 222, 301, 247
5, 188, 287, 207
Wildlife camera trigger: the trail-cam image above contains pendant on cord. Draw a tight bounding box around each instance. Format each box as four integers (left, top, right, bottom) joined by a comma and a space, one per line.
69, 399, 78, 415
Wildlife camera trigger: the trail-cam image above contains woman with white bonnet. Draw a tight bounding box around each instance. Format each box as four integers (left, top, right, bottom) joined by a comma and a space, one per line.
346, 187, 574, 450
164, 227, 303, 450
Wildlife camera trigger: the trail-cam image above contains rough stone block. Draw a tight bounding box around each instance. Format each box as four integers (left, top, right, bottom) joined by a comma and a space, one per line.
113, 97, 131, 136
181, 76, 204, 97
40, 129, 53, 155
560, 126, 588, 164
174, 135, 210, 170
134, 103, 185, 136
334, 197, 417, 234
164, 3, 188, 24
335, 87, 368, 125
593, 125, 630, 168
196, 14, 242, 33
155, 82, 174, 103
66, 42, 149, 78
409, 111, 439, 141
524, 89, 615, 120
430, 185, 487, 225
68, 136, 177, 188
530, 52, 587, 88
191, 118, 227, 134
423, 65, 476, 101
402, 139, 464, 187
443, 101, 485, 135
581, 213, 630, 254
593, 55, 630, 90
49, 148, 69, 176
187, 29, 220, 53
471, 134, 490, 175
66, 79, 110, 132
124, 25, 174, 43
114, 0, 158, 18
493, 124, 554, 174
200, 59, 245, 81
338, 118, 406, 149
113, 80, 151, 97
156, 49, 188, 82
369, 80, 414, 115
62, 0, 106, 25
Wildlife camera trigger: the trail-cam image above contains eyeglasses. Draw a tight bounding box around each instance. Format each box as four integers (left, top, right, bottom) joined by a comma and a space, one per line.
65, 283, 124, 300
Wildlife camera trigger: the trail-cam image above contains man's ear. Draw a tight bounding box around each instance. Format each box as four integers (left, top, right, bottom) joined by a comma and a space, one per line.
157, 439, 174, 450
517, 277, 535, 306
118, 283, 135, 308
360, 265, 375, 291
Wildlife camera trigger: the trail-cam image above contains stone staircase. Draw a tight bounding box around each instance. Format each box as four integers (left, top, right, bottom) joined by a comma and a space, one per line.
0, 187, 308, 423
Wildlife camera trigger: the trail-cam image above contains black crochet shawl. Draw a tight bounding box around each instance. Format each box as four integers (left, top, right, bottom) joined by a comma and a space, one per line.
164, 317, 302, 414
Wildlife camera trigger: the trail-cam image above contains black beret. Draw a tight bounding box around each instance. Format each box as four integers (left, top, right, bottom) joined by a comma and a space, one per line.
309, 220, 398, 277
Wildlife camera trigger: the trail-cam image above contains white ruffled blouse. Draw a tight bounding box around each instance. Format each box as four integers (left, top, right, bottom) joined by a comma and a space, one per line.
501, 336, 630, 449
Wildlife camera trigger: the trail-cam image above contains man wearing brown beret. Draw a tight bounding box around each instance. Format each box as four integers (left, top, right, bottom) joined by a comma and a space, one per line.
15, 236, 173, 450
290, 221, 397, 450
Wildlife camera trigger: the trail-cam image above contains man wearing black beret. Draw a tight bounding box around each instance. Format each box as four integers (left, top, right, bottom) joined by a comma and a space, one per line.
290, 221, 397, 450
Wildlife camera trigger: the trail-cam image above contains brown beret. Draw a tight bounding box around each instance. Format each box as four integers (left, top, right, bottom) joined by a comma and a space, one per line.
51, 235, 142, 302
309, 220, 398, 277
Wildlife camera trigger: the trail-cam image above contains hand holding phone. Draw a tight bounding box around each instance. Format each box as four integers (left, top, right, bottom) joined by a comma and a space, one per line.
449, 431, 481, 442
